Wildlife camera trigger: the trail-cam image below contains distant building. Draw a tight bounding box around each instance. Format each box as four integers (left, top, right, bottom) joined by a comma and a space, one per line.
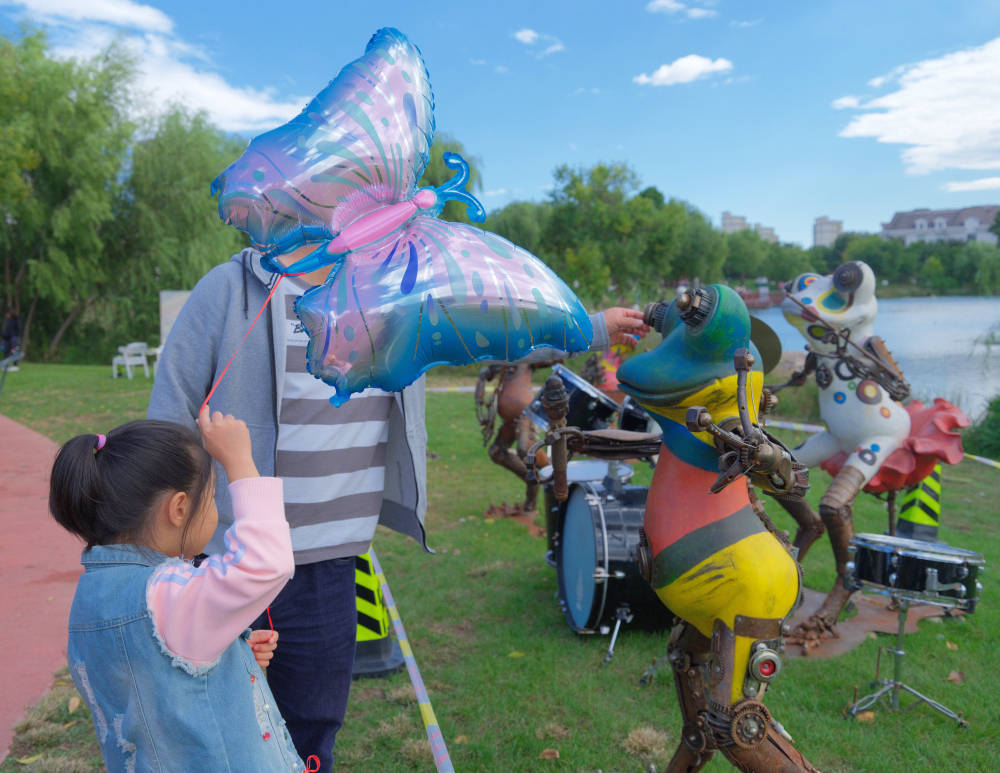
754, 224, 778, 244
813, 216, 843, 248
880, 206, 999, 246
721, 211, 778, 242
721, 211, 748, 234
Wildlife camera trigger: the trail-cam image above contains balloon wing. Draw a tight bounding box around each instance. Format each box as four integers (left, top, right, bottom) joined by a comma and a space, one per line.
211, 28, 435, 262
294, 217, 594, 404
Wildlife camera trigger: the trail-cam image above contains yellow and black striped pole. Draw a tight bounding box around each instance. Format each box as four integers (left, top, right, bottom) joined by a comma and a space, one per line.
352, 551, 404, 678
897, 464, 942, 542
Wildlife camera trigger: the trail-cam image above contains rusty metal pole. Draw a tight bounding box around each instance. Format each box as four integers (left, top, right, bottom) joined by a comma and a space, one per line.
541, 374, 569, 501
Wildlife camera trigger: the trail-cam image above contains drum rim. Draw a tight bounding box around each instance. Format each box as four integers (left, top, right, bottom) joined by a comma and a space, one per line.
539, 460, 635, 485
852, 532, 985, 564
558, 482, 609, 632
523, 400, 550, 431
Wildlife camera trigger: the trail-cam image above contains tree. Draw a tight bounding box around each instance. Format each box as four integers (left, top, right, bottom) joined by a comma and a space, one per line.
990, 211, 1000, 240
0, 32, 136, 358
843, 235, 903, 283
540, 163, 687, 304
676, 203, 726, 284
975, 245, 1000, 295
918, 255, 947, 293
762, 242, 814, 285
723, 229, 768, 280
96, 106, 250, 344
417, 132, 482, 223
486, 200, 552, 257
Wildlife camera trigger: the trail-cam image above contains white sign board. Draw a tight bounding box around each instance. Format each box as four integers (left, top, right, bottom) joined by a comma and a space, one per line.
159, 291, 191, 346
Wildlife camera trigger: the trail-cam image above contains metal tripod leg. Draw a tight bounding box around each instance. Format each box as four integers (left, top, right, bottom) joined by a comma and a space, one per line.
602, 606, 634, 665
846, 599, 968, 727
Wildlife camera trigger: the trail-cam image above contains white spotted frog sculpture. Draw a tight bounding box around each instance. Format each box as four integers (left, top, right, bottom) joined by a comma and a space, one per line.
775, 261, 912, 642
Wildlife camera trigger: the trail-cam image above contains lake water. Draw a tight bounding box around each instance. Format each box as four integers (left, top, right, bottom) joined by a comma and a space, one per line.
750, 296, 1000, 422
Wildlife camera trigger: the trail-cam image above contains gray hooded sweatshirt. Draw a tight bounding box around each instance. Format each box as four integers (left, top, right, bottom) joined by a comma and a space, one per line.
148, 248, 610, 558
148, 248, 430, 556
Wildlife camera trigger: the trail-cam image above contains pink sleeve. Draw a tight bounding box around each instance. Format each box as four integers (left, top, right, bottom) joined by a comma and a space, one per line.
147, 477, 294, 667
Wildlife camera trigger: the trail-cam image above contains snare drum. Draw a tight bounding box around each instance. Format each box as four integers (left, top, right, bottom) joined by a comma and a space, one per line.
542, 460, 633, 563
557, 482, 669, 633
524, 363, 621, 432
847, 533, 985, 612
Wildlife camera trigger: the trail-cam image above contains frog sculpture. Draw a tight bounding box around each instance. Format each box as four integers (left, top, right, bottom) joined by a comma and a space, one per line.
777, 261, 966, 641
614, 286, 820, 772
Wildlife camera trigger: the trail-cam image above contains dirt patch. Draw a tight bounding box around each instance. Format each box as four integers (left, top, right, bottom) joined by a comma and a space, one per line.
623, 725, 671, 761
535, 722, 571, 741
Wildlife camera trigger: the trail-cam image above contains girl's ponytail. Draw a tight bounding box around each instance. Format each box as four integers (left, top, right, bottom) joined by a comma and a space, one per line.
49, 434, 109, 548
49, 421, 212, 550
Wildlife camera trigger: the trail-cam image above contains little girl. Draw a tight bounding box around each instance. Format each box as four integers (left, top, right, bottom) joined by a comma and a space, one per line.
50, 407, 310, 771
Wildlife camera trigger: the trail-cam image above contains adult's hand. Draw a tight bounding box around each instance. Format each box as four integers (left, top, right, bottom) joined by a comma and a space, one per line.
603, 307, 650, 347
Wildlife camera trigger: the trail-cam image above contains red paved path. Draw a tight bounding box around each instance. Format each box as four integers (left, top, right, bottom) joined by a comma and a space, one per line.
0, 414, 83, 763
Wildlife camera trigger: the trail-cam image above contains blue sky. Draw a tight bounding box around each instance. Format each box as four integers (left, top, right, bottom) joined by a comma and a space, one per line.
3, 0, 1000, 246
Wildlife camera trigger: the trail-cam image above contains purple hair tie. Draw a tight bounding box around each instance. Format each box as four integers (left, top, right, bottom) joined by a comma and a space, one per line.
94, 434, 107, 452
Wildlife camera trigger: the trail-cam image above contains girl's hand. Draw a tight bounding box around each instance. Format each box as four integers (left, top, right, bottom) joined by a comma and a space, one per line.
603, 307, 651, 346
197, 406, 259, 482
249, 629, 278, 669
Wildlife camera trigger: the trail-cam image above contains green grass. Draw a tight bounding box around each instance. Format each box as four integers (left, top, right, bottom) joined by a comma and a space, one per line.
2, 364, 998, 772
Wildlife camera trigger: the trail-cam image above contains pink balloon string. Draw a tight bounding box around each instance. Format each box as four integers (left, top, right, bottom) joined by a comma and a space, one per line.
200, 274, 287, 414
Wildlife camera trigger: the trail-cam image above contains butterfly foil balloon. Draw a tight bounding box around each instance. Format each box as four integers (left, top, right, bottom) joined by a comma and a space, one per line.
212, 28, 593, 405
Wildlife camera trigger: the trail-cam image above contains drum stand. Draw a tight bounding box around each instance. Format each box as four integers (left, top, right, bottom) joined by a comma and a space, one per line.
602, 605, 634, 665
846, 596, 967, 727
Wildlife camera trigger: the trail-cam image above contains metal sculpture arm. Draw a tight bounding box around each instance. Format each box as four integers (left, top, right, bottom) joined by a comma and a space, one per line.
770, 351, 817, 393
782, 293, 910, 401
523, 374, 660, 499
685, 348, 809, 498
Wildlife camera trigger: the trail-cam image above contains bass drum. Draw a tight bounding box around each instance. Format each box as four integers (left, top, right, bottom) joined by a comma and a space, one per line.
557, 482, 669, 633
542, 459, 633, 565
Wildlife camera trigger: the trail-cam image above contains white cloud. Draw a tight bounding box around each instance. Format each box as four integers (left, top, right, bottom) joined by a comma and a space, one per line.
7, 0, 172, 32
645, 0, 717, 19
470, 58, 508, 75
943, 177, 1000, 192
840, 37, 1000, 174
867, 65, 907, 89
634, 54, 733, 86
514, 28, 539, 44
573, 87, 601, 95
832, 95, 860, 109
484, 188, 508, 197
646, 0, 685, 12
4, 3, 308, 132
731, 19, 762, 28
512, 27, 564, 57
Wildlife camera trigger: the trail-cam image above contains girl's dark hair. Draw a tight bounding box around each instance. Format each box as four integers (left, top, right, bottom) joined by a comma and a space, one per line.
49, 420, 212, 551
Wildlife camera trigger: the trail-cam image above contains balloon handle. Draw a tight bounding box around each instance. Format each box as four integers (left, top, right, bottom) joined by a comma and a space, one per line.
435, 152, 486, 222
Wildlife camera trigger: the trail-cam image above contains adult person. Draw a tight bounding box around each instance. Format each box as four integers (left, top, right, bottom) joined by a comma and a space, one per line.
148, 243, 647, 771
2, 307, 21, 359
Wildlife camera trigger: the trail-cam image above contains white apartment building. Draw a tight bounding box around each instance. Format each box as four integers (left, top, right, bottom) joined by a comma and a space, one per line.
721, 211, 748, 234
721, 211, 778, 243
754, 224, 778, 244
879, 206, 999, 246
813, 216, 843, 248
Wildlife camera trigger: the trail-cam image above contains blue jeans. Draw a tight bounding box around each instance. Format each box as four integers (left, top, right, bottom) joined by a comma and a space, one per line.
253, 556, 357, 773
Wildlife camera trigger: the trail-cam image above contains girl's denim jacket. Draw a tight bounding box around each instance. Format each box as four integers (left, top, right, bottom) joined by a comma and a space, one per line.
68, 544, 303, 772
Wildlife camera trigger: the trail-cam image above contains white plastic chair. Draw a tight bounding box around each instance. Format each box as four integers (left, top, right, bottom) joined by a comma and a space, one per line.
112, 342, 150, 379
150, 345, 164, 375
